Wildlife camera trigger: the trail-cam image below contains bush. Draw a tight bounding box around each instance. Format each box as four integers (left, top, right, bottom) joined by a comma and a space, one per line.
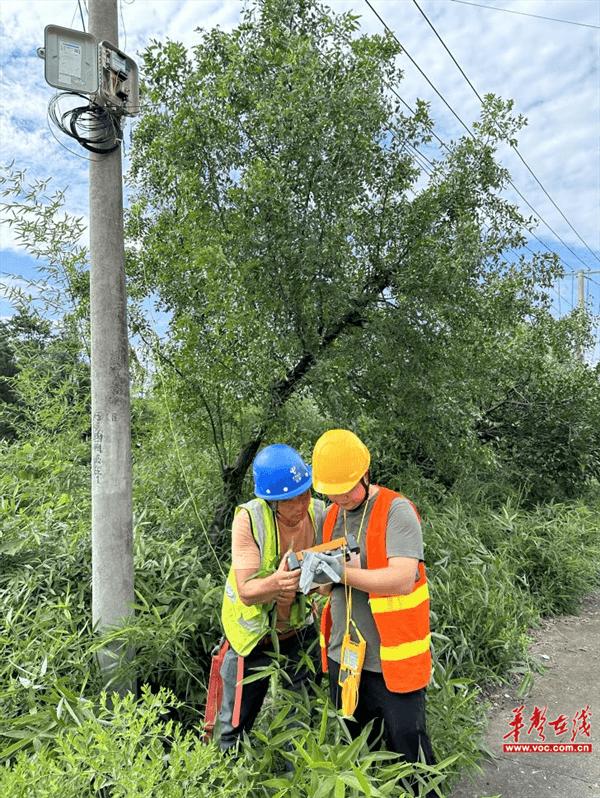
424, 500, 538, 684
485, 500, 600, 616
0, 688, 254, 798
94, 529, 223, 724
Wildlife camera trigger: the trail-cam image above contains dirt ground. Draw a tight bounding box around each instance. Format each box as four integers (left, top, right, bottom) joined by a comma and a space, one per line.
450, 590, 600, 798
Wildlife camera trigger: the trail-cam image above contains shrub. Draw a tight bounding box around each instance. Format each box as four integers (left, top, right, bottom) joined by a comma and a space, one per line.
424, 500, 538, 684
0, 687, 254, 798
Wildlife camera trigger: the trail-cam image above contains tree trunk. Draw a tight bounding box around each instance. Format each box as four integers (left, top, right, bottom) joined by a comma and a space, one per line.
208, 277, 390, 537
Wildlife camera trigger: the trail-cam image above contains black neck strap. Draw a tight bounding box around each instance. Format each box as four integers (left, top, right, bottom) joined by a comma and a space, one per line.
351, 476, 371, 512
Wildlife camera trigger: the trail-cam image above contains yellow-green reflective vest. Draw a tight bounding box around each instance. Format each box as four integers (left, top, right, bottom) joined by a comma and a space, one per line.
221, 497, 325, 656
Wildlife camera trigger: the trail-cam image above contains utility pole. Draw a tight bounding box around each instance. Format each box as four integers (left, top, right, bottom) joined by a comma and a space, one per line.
88, 0, 134, 693
577, 271, 585, 310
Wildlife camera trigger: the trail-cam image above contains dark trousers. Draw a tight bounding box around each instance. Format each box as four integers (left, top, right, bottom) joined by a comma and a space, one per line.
218, 625, 319, 751
327, 657, 436, 764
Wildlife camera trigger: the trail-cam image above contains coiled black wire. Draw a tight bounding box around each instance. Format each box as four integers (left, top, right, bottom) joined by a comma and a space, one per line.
48, 92, 122, 154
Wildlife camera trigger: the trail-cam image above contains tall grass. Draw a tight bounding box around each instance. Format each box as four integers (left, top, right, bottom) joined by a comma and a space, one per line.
2, 434, 599, 795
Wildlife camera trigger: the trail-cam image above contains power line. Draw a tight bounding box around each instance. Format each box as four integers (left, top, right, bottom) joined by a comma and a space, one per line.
408, 142, 436, 171
77, 0, 86, 31
412, 0, 482, 104
449, 0, 600, 31
522, 243, 575, 312
366, 0, 473, 138
368, 39, 579, 287
401, 147, 570, 312
364, 0, 593, 272
119, 0, 127, 51
411, 0, 600, 266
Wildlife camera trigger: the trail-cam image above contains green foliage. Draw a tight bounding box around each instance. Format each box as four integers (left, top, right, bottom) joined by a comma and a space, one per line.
0, 167, 89, 320
248, 694, 459, 798
3, 412, 598, 794
0, 320, 18, 439
466, 311, 600, 503
0, 684, 471, 798
0, 303, 90, 463
424, 496, 600, 682
91, 528, 223, 723
0, 688, 254, 798
123, 0, 600, 522
486, 363, 600, 503
480, 501, 600, 616
425, 500, 538, 683
130, 389, 226, 549
1, 3, 599, 795
426, 665, 486, 774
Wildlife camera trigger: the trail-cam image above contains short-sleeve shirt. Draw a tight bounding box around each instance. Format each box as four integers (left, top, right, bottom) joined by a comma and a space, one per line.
327, 485, 424, 672
232, 503, 321, 630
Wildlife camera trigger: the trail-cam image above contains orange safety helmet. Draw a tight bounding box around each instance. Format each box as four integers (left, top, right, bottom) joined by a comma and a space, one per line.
312, 429, 371, 494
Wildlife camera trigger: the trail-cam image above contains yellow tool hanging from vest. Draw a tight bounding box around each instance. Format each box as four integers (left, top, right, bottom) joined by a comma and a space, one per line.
338, 498, 370, 717
339, 625, 366, 716
338, 580, 366, 717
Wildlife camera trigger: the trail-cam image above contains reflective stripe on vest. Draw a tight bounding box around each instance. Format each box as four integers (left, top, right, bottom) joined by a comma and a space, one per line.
319, 486, 431, 692
369, 582, 429, 613
380, 632, 432, 661
221, 497, 324, 656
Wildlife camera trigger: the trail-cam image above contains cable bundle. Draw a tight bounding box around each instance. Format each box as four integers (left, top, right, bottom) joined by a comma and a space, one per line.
48, 92, 121, 154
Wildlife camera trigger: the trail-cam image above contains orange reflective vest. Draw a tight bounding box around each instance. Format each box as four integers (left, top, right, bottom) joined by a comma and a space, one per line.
320, 486, 432, 693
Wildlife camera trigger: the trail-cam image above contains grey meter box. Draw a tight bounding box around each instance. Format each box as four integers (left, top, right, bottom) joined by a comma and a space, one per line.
44, 25, 98, 93
98, 41, 139, 115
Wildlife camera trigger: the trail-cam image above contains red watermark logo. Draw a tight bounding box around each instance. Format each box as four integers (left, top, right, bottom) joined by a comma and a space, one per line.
502, 704, 593, 753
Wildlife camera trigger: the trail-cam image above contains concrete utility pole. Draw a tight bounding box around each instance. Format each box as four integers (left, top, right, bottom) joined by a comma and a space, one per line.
577, 271, 586, 310
88, 0, 134, 693
577, 270, 587, 310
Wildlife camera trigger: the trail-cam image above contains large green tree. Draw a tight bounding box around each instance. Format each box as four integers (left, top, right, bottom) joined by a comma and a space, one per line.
127, 0, 578, 535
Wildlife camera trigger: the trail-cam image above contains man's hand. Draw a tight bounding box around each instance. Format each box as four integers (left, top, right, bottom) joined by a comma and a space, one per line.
298, 551, 344, 594
235, 552, 300, 607
270, 551, 301, 604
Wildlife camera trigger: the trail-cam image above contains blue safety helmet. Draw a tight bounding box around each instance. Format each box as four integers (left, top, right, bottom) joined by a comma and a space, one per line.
253, 444, 312, 500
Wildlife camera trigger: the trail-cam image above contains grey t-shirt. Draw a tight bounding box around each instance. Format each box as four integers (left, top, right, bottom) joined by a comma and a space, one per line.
327, 488, 424, 672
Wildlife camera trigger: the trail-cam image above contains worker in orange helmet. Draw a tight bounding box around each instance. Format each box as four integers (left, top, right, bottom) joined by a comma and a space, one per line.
312, 429, 436, 775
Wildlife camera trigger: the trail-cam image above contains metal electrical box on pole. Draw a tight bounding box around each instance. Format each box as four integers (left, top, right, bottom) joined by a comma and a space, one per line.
87, 0, 134, 694
43, 25, 98, 93
42, 23, 139, 113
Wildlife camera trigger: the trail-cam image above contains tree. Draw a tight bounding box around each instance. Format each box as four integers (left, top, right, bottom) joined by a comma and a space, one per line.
127, 0, 566, 536
0, 321, 19, 440
473, 312, 600, 502
0, 170, 91, 446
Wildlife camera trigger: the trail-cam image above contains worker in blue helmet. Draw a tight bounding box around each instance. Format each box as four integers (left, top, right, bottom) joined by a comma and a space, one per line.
216, 444, 326, 751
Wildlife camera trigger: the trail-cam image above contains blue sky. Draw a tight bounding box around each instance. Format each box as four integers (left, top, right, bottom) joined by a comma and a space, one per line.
1, 0, 599, 357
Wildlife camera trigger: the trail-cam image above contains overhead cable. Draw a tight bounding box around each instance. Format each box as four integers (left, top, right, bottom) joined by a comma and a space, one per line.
48, 92, 121, 154
77, 0, 86, 31
411, 0, 600, 265
366, 0, 473, 137
363, 0, 593, 271
449, 0, 600, 31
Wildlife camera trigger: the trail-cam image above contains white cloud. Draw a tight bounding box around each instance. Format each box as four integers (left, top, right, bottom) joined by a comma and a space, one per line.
0, 0, 598, 272
0, 274, 45, 297
352, 0, 600, 261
